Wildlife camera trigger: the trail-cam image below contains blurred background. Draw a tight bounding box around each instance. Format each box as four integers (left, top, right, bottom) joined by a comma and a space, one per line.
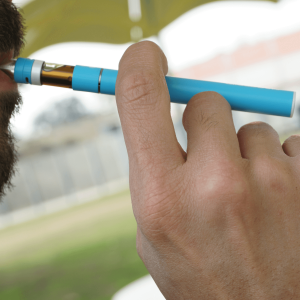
1, 0, 300, 299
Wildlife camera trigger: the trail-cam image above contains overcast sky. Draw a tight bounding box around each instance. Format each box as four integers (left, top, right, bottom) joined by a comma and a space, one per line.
11, 0, 300, 138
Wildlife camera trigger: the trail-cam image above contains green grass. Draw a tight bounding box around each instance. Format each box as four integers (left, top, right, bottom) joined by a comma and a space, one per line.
0, 190, 149, 300
0, 236, 148, 300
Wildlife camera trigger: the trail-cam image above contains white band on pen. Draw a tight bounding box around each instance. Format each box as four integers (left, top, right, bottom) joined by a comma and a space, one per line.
31, 60, 44, 86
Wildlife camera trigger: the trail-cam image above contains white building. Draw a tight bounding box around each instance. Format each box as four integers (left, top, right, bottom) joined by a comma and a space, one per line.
176, 29, 300, 134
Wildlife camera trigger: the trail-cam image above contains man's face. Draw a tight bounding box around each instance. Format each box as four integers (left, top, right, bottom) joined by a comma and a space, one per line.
0, 0, 25, 198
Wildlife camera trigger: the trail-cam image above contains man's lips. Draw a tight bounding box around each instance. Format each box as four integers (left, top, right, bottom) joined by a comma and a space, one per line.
0, 50, 17, 91
0, 68, 16, 87
0, 69, 14, 80
0, 50, 14, 66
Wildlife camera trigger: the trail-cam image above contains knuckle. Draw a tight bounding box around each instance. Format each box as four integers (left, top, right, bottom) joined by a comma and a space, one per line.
204, 164, 248, 200
250, 154, 273, 174
183, 91, 229, 131
283, 134, 300, 146
183, 108, 217, 132
238, 121, 278, 139
199, 162, 250, 216
118, 70, 161, 110
121, 70, 157, 103
250, 155, 290, 194
239, 121, 268, 131
190, 91, 229, 109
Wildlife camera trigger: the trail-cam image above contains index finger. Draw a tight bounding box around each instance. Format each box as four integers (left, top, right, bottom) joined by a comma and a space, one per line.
116, 41, 185, 173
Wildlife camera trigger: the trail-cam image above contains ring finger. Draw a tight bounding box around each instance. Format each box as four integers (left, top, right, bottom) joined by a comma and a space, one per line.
237, 121, 284, 159
282, 135, 300, 157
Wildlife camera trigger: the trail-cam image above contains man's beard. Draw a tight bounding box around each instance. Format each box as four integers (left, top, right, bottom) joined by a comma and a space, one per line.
0, 0, 25, 57
0, 0, 25, 198
0, 91, 22, 198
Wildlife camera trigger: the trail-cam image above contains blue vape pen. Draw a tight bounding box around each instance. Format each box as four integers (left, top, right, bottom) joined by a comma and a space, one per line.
0, 58, 295, 117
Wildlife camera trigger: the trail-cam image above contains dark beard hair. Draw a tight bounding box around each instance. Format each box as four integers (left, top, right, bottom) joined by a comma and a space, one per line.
0, 91, 22, 198
0, 0, 25, 57
0, 0, 25, 199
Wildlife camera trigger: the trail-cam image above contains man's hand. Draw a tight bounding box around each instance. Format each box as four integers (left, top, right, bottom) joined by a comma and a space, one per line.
115, 41, 300, 299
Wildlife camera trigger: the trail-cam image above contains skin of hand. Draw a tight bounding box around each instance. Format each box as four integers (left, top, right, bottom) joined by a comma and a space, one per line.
115, 41, 300, 300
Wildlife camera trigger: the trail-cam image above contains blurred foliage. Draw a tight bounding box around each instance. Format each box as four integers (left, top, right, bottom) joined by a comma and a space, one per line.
0, 190, 148, 300
20, 0, 277, 57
